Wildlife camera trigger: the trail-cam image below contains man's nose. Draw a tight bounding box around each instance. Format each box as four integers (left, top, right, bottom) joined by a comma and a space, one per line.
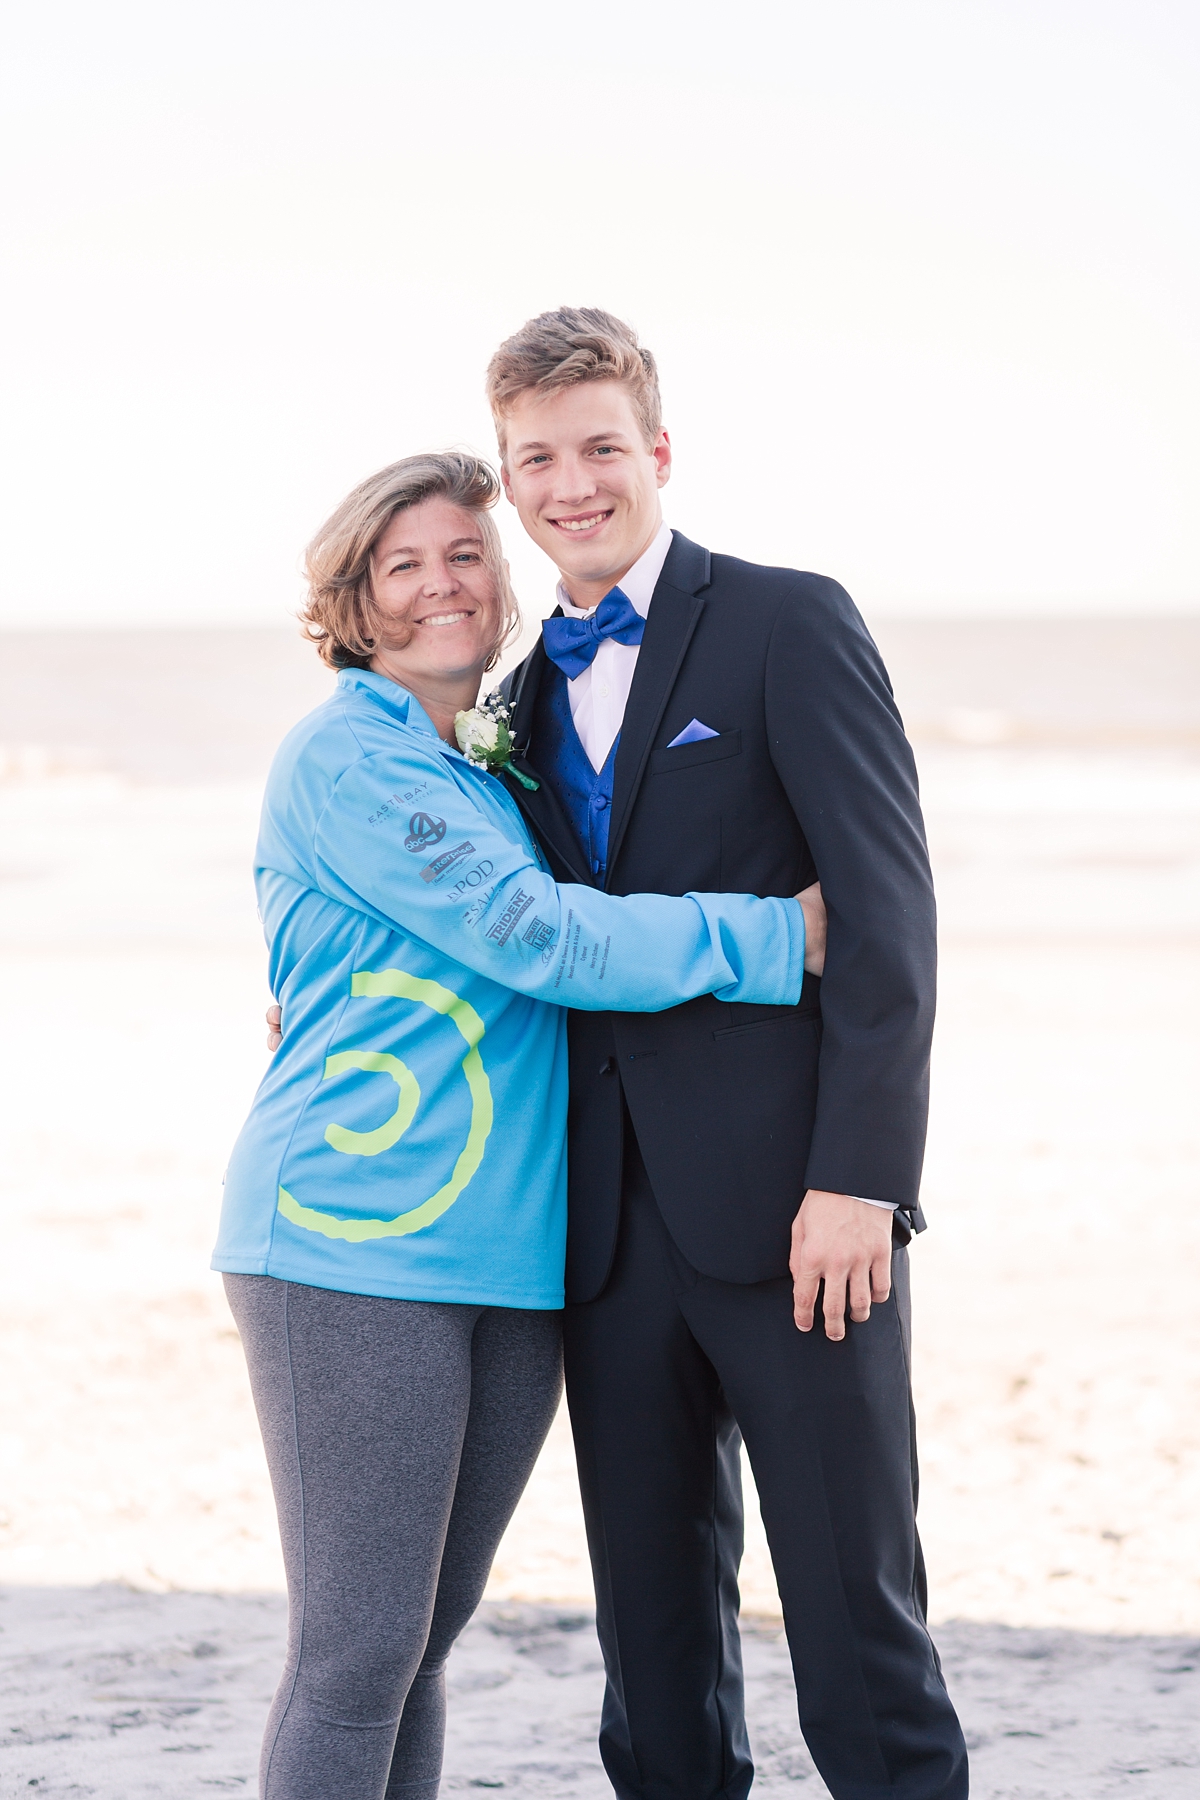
552, 456, 598, 505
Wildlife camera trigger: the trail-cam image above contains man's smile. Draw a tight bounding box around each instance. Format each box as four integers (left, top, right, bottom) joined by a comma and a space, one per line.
549, 510, 614, 535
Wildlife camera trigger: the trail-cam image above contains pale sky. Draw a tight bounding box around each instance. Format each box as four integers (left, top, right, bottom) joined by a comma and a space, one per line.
1, 0, 1197, 627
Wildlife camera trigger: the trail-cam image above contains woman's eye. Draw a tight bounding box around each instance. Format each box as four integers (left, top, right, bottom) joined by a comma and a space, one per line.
451, 553, 479, 565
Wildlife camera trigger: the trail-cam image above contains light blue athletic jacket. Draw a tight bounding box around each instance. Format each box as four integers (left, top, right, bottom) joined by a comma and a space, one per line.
212, 669, 805, 1308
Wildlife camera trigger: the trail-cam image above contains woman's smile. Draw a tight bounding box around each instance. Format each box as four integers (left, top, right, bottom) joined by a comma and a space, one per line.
413, 606, 477, 628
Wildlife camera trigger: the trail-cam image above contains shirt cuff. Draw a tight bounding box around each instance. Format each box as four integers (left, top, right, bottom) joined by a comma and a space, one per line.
852, 1196, 899, 1211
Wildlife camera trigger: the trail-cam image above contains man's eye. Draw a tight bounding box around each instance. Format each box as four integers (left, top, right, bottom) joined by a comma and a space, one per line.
592, 445, 617, 456
525, 454, 550, 466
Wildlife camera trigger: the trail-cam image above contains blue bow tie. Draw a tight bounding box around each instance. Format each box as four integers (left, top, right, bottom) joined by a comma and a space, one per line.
541, 586, 645, 681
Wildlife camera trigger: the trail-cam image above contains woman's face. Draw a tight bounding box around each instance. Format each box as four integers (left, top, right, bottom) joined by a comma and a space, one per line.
369, 497, 500, 686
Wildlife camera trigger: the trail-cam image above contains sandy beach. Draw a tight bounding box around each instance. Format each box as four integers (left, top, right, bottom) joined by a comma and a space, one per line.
4, 1588, 1198, 1798
1, 621, 1198, 1793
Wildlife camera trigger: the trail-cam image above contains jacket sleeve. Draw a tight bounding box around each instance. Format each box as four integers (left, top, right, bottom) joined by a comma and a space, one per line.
764, 577, 937, 1213
309, 745, 805, 1013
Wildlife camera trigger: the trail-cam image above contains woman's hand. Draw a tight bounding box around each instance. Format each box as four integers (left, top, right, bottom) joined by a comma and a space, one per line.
795, 881, 826, 977
266, 1003, 282, 1051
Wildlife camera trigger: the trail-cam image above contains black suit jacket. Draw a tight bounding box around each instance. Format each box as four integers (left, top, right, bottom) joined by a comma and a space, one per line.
500, 531, 935, 1303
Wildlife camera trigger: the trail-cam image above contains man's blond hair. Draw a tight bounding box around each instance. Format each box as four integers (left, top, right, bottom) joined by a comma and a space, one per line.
300, 451, 519, 672
486, 307, 662, 454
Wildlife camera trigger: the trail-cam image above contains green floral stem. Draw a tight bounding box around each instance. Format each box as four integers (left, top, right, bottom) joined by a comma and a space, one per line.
502, 760, 540, 791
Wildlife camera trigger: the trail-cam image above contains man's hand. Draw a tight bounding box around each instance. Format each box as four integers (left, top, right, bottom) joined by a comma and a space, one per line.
266, 1003, 282, 1051
790, 1190, 893, 1340
795, 881, 826, 977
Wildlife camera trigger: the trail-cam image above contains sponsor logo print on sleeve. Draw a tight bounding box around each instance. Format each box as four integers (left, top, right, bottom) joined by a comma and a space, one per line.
404, 812, 447, 852
486, 888, 536, 947
521, 916, 557, 954
420, 842, 475, 883
367, 782, 433, 827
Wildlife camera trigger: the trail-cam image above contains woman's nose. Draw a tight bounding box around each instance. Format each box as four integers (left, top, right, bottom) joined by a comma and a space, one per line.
423, 565, 461, 595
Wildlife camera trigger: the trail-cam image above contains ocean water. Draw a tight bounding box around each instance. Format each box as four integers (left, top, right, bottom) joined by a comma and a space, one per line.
2, 616, 1198, 784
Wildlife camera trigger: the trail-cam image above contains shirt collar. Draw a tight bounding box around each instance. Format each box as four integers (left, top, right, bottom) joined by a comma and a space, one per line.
556, 520, 674, 620
336, 666, 444, 743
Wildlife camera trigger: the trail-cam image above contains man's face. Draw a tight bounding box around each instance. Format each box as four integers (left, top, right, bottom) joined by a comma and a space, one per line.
501, 381, 671, 599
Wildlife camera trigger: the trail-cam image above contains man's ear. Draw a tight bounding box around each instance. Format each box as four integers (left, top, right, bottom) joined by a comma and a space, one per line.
500, 462, 515, 506
653, 429, 672, 489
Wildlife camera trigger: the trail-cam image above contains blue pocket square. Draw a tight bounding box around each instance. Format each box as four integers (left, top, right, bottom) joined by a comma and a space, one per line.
667, 718, 721, 748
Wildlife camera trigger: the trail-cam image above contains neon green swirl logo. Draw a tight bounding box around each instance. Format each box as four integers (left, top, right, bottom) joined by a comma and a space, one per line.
277, 967, 493, 1242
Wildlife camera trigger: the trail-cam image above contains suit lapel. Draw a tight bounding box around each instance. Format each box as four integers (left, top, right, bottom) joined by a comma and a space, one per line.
499, 633, 593, 885
502, 626, 549, 748
605, 534, 712, 886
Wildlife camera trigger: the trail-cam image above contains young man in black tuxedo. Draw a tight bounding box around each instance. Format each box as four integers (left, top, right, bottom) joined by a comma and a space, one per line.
487, 308, 968, 1800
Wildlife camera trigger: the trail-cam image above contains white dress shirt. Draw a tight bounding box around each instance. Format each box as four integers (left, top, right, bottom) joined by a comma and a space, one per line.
555, 519, 673, 773
553, 520, 895, 1214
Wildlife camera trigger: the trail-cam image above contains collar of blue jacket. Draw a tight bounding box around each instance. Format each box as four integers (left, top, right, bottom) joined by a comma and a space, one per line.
337, 666, 443, 737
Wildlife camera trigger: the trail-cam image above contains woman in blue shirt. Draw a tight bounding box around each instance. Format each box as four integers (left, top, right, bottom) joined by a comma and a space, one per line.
215, 452, 820, 1800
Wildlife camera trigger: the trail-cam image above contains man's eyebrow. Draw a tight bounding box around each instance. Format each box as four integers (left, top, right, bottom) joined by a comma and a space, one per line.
511, 431, 631, 454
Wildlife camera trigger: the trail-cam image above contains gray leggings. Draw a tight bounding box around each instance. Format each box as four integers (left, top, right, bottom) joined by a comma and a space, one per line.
224, 1274, 563, 1800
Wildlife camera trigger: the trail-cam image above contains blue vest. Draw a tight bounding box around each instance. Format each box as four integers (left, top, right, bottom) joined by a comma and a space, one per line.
534, 661, 617, 884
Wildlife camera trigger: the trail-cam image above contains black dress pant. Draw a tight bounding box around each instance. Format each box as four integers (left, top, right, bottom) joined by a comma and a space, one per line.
563, 1129, 968, 1800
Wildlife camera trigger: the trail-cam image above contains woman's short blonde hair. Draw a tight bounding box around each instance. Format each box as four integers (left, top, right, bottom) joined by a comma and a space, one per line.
300, 451, 519, 672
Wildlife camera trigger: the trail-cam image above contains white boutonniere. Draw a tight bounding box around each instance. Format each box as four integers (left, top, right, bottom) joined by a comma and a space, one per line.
454, 695, 539, 790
